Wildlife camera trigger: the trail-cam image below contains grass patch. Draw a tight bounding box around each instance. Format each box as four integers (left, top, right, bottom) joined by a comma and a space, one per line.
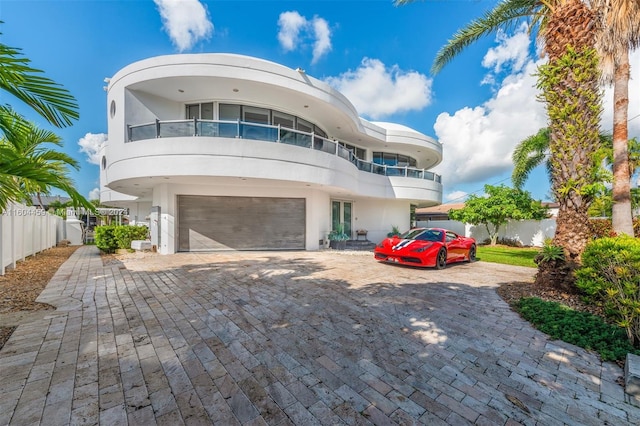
476, 245, 538, 268
515, 297, 640, 362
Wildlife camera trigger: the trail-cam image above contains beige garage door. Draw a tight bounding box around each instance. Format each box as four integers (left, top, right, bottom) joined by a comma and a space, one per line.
178, 195, 305, 251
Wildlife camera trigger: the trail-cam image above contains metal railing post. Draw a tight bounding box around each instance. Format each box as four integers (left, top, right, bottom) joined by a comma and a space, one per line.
127, 125, 132, 142
236, 119, 241, 138
155, 119, 160, 138
193, 117, 198, 136
277, 124, 281, 143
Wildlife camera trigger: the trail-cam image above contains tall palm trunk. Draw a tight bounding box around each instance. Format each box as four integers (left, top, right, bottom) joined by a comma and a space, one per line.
611, 42, 635, 234
536, 0, 602, 289
595, 0, 640, 235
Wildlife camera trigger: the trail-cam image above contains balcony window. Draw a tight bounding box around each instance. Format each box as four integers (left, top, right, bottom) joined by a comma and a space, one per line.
273, 112, 296, 145
186, 102, 213, 119
373, 152, 417, 168
242, 106, 272, 140
338, 142, 365, 160
219, 104, 241, 137
295, 118, 313, 148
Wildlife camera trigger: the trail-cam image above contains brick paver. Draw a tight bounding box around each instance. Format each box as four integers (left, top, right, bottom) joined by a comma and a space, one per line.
1, 246, 640, 425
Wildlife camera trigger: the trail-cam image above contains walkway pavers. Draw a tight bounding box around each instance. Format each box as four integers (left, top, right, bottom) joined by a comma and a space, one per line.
1, 246, 640, 425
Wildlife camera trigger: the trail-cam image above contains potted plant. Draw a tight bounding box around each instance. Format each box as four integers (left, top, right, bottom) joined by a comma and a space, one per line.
328, 223, 349, 250
387, 225, 401, 238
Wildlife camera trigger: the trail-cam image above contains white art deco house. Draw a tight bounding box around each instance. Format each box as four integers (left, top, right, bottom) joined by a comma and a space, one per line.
100, 54, 443, 254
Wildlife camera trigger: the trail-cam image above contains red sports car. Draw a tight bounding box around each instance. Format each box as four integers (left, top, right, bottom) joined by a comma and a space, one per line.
374, 227, 476, 269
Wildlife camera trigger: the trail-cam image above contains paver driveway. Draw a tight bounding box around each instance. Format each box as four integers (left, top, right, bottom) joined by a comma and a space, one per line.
1, 246, 639, 425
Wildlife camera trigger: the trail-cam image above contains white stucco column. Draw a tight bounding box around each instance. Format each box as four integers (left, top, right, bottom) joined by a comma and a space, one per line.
153, 184, 174, 254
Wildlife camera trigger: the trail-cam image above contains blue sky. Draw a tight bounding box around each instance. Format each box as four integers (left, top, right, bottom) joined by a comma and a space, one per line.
1, 0, 639, 205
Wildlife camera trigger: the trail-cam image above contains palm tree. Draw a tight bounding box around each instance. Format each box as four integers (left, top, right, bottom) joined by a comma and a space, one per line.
512, 128, 640, 218
397, 0, 602, 289
593, 0, 640, 235
397, 0, 639, 236
511, 129, 615, 191
511, 128, 553, 190
0, 106, 90, 212
0, 29, 84, 211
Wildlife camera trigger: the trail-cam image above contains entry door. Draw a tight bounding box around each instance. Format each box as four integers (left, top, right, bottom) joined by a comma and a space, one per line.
331, 201, 352, 238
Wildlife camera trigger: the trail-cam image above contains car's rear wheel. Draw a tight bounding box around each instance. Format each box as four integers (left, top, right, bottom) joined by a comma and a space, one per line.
467, 244, 476, 262
435, 248, 447, 270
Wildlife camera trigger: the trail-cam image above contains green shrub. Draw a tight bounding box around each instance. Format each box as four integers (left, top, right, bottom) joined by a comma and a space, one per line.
589, 217, 640, 238
113, 225, 148, 250
95, 225, 148, 253
94, 226, 118, 253
516, 297, 640, 362
536, 242, 565, 263
575, 235, 640, 347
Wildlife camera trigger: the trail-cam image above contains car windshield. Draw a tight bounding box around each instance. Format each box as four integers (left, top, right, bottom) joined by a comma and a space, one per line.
418, 230, 444, 242
400, 229, 425, 240
400, 229, 443, 242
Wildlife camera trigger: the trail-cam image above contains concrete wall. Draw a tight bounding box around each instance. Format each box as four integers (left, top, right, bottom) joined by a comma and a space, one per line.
416, 218, 557, 247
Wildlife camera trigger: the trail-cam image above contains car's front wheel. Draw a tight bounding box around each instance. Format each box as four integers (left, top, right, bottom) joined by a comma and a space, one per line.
435, 248, 447, 270
467, 244, 476, 262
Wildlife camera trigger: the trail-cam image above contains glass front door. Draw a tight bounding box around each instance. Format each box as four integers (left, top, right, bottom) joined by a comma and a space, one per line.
331, 201, 352, 238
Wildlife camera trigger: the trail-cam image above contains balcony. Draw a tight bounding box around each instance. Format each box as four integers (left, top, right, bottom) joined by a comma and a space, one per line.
127, 119, 442, 183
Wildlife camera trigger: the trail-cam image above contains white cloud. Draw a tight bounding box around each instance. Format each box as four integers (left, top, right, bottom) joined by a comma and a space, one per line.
78, 133, 107, 165
277, 11, 332, 63
311, 17, 331, 64
433, 29, 547, 187
154, 0, 213, 52
88, 188, 100, 201
325, 58, 432, 119
277, 11, 306, 51
482, 24, 530, 76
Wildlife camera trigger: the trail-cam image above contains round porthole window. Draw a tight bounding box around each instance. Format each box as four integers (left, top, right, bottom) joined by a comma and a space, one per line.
110, 100, 116, 119
101, 156, 107, 170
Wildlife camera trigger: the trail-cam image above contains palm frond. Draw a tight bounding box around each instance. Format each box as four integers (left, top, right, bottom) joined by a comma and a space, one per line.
511, 127, 550, 188
0, 37, 78, 127
431, 0, 544, 74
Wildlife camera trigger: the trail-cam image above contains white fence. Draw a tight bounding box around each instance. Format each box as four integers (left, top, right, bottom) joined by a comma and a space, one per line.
0, 202, 64, 275
416, 218, 557, 247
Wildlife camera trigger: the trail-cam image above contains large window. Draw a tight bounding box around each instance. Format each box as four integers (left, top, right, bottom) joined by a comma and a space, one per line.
373, 152, 417, 167
273, 112, 296, 144
188, 102, 338, 146
218, 104, 241, 137
339, 142, 366, 160
186, 103, 213, 119
332, 200, 352, 238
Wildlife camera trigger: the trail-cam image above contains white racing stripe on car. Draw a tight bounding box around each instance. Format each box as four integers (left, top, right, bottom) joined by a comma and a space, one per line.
392, 239, 413, 251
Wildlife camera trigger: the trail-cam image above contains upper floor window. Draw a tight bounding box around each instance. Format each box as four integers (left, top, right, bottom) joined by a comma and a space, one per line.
340, 142, 366, 160
218, 103, 328, 139
243, 106, 270, 124
373, 152, 417, 167
186, 102, 213, 119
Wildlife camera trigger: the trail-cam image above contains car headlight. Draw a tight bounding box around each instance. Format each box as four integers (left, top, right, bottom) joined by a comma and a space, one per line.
411, 243, 433, 253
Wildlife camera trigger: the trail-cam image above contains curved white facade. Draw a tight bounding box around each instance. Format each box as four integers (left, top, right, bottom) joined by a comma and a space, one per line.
101, 54, 443, 253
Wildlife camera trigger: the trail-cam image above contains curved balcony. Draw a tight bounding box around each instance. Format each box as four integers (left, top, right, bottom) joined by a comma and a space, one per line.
127, 119, 442, 184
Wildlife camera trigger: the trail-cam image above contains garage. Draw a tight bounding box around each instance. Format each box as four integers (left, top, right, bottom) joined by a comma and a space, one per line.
177, 195, 306, 251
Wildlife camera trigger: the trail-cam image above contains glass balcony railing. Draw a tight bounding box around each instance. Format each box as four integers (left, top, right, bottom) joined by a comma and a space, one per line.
127, 118, 442, 183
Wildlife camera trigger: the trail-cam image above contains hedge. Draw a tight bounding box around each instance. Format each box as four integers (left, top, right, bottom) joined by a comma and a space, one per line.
95, 225, 148, 253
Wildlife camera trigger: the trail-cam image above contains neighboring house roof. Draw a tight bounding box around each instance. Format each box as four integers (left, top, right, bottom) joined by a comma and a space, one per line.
416, 203, 465, 215
30, 195, 71, 208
